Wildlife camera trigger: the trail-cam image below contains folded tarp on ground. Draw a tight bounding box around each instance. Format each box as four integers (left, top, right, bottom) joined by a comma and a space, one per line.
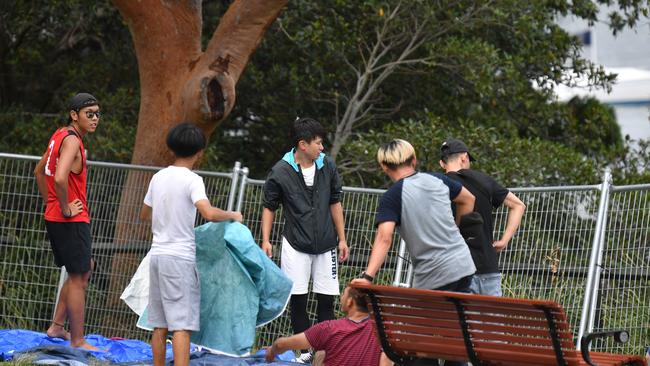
0, 329, 178, 363
121, 221, 293, 356
1, 330, 299, 365
184, 351, 298, 365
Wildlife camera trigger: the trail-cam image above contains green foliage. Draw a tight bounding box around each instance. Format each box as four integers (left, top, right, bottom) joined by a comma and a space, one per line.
562, 96, 624, 160
0, 109, 60, 157
0, 0, 138, 162
611, 139, 650, 185
0, 1, 137, 108
0, 89, 138, 163
339, 113, 600, 187
207, 0, 646, 184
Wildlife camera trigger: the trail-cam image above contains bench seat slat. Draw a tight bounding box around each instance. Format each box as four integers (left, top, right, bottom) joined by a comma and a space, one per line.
472, 332, 574, 348
388, 338, 585, 365
465, 303, 568, 321
374, 293, 565, 317
373, 296, 458, 312
374, 295, 569, 322
467, 319, 572, 338
467, 314, 572, 336
383, 322, 463, 337
384, 328, 576, 354
368, 287, 561, 308
382, 321, 575, 348
374, 309, 561, 330
376, 302, 554, 324
587, 352, 649, 366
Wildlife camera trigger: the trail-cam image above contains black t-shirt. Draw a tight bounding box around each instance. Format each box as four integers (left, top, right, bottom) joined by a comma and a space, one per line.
446, 169, 509, 273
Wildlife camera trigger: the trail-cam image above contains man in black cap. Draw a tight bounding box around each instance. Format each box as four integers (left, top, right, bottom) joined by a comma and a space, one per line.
439, 138, 526, 296
34, 92, 101, 350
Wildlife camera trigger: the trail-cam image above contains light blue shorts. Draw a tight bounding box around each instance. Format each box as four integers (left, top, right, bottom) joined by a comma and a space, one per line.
469, 273, 502, 296
148, 255, 200, 332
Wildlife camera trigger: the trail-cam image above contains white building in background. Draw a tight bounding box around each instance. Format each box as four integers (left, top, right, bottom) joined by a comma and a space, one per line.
557, 9, 650, 142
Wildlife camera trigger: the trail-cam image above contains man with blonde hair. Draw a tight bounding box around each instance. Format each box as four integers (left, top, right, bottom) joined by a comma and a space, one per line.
354, 139, 476, 366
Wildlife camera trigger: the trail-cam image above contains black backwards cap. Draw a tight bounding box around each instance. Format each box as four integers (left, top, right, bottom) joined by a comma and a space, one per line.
440, 138, 476, 162
68, 93, 99, 111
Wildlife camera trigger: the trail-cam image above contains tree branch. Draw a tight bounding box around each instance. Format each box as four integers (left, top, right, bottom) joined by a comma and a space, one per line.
203, 0, 288, 83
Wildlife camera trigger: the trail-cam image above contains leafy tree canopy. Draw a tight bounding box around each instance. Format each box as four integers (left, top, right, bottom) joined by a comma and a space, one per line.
339, 113, 601, 188
211, 0, 647, 182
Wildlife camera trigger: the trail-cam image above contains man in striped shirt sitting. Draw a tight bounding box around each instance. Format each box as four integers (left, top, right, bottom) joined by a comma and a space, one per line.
265, 285, 391, 366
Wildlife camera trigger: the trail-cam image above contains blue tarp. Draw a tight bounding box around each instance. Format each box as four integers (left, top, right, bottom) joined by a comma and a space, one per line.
0, 329, 176, 363
1, 329, 299, 365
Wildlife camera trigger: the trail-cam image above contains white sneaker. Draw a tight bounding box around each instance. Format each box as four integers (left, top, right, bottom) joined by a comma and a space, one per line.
295, 352, 313, 364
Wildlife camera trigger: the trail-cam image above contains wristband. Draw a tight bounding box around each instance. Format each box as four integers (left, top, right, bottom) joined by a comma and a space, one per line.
359, 271, 374, 282
62, 207, 72, 218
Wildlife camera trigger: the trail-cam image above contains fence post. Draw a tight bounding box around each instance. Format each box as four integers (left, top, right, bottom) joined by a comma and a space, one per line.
392, 240, 409, 287
405, 258, 414, 287
52, 267, 68, 321
235, 166, 249, 212
226, 161, 241, 211
576, 169, 612, 349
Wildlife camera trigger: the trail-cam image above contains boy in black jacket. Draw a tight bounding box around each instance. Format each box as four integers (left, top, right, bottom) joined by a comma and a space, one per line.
261, 118, 349, 363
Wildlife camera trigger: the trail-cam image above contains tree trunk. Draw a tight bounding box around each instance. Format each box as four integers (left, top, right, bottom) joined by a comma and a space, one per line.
113, 0, 288, 167
101, 0, 287, 334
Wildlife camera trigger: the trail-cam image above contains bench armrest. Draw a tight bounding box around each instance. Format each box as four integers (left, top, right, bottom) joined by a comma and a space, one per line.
580, 330, 630, 366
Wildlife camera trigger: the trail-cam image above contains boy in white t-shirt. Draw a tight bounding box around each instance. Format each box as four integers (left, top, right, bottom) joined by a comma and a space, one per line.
140, 122, 242, 366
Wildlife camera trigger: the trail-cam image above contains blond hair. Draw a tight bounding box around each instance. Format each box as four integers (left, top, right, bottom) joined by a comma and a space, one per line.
377, 139, 415, 169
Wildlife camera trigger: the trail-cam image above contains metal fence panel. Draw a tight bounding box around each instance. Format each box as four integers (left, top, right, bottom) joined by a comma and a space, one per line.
591, 185, 650, 354
494, 187, 602, 346
1, 154, 58, 332
0, 153, 235, 340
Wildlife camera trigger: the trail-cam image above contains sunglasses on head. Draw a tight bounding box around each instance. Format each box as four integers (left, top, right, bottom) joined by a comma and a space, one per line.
83, 111, 101, 119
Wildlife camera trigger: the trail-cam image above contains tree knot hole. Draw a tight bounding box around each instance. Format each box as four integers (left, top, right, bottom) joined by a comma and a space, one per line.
207, 78, 225, 120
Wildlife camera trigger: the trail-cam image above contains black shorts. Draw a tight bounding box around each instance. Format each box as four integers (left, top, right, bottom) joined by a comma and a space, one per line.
45, 221, 92, 274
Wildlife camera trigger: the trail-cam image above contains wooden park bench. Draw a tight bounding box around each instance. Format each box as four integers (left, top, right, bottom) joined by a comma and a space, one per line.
351, 282, 647, 366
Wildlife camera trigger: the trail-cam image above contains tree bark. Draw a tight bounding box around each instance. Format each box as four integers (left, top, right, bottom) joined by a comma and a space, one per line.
112, 0, 287, 167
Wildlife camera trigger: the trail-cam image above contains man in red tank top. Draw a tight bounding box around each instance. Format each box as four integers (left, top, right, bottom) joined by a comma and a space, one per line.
34, 93, 101, 351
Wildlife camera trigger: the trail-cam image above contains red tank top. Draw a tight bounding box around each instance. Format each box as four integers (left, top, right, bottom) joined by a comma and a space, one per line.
43, 128, 90, 223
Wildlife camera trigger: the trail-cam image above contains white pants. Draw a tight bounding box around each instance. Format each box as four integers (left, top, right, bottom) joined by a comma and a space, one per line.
281, 237, 339, 295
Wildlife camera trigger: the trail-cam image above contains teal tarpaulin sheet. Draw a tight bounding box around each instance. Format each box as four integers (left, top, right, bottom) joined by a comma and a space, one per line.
191, 222, 293, 354
129, 222, 292, 356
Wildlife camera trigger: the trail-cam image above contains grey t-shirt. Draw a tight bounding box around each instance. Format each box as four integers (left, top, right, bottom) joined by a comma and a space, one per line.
376, 172, 476, 289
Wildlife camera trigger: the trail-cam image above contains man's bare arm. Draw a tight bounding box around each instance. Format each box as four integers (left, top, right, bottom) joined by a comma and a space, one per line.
195, 199, 243, 222
330, 202, 349, 261
34, 151, 49, 201
140, 204, 152, 221
493, 192, 526, 252
261, 207, 275, 258
54, 137, 83, 217
351, 221, 396, 283
265, 333, 312, 362
452, 187, 475, 225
